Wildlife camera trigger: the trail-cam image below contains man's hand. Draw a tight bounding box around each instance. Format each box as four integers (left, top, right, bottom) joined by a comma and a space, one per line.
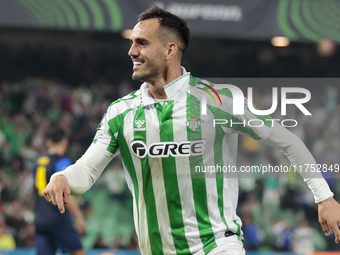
44, 175, 70, 214
318, 196, 340, 243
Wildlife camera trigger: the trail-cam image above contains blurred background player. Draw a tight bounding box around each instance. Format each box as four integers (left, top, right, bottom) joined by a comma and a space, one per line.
32, 127, 86, 255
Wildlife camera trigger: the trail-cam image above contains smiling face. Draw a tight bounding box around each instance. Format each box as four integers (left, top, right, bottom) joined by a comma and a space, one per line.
128, 19, 168, 84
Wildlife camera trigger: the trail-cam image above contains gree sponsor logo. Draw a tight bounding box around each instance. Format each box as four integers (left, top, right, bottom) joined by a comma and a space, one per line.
130, 140, 205, 158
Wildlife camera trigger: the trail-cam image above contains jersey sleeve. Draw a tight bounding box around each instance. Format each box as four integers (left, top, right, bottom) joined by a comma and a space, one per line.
52, 144, 115, 195
54, 157, 72, 172
263, 121, 333, 203
92, 103, 121, 157
214, 88, 273, 140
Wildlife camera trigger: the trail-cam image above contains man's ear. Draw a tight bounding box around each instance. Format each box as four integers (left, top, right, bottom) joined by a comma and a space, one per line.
166, 42, 178, 59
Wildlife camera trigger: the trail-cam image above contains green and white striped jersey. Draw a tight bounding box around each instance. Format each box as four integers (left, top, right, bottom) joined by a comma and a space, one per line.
92, 68, 272, 255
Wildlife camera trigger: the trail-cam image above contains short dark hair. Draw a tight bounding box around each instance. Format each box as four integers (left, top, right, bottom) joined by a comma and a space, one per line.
46, 126, 66, 144
138, 5, 190, 53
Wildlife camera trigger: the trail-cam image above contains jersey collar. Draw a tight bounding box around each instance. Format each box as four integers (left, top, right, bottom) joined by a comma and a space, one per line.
140, 67, 190, 107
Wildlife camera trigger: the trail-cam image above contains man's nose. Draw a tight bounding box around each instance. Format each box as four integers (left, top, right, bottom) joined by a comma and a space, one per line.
128, 43, 139, 57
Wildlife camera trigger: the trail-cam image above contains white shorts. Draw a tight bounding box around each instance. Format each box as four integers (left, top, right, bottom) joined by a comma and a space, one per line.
194, 233, 245, 255
207, 240, 245, 255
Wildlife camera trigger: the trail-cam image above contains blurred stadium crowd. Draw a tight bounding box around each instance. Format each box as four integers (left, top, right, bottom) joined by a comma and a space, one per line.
0, 36, 340, 254
0, 77, 137, 251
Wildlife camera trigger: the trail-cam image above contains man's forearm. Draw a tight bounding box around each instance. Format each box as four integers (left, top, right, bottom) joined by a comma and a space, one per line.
51, 144, 114, 195
263, 121, 333, 203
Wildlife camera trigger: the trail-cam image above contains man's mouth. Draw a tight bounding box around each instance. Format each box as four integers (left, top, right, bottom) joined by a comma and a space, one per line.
133, 60, 144, 70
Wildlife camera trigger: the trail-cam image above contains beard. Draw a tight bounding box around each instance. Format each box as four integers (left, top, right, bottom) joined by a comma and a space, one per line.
132, 53, 165, 82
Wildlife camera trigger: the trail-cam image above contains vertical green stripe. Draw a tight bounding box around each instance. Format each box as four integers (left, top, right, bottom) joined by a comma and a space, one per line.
108, 110, 140, 232
107, 109, 131, 154
135, 105, 164, 255
117, 133, 140, 232
188, 94, 217, 254
158, 101, 190, 254
214, 125, 229, 229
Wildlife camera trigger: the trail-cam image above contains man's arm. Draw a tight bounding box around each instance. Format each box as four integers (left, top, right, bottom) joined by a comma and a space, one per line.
263, 121, 340, 243
44, 144, 114, 213
65, 196, 87, 236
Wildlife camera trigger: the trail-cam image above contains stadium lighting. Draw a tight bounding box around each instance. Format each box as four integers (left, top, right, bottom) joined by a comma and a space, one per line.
271, 36, 290, 47
122, 29, 132, 39
317, 39, 336, 56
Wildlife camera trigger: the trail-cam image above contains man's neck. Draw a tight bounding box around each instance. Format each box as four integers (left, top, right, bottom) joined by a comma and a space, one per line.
148, 65, 182, 99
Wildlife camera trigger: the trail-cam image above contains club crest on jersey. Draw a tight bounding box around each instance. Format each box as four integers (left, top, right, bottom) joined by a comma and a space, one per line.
186, 115, 201, 131
134, 120, 146, 131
